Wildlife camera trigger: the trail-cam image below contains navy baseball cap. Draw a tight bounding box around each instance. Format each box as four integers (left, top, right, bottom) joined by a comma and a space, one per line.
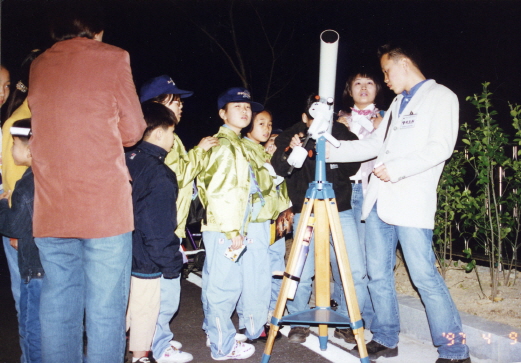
217, 87, 264, 112
140, 75, 193, 103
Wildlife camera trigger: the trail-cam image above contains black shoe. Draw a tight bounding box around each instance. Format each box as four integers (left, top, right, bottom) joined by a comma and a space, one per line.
237, 328, 257, 344
330, 299, 339, 309
352, 340, 398, 359
287, 327, 310, 343
257, 324, 282, 342
334, 327, 356, 344
436, 358, 471, 363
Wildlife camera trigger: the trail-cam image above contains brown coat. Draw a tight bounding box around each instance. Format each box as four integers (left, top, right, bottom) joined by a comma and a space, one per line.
28, 37, 146, 238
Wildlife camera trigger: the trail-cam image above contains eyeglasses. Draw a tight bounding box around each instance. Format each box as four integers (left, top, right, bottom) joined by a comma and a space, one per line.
172, 95, 183, 107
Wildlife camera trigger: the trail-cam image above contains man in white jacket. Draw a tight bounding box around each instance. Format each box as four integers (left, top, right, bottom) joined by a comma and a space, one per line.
327, 41, 470, 363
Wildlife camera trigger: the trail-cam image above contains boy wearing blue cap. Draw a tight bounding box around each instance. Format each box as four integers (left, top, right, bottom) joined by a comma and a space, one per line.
139, 75, 217, 363
197, 87, 263, 360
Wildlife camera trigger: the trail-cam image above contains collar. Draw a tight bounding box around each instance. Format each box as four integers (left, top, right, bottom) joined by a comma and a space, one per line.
138, 141, 168, 160
402, 79, 429, 98
352, 103, 375, 112
219, 125, 242, 141
243, 136, 266, 152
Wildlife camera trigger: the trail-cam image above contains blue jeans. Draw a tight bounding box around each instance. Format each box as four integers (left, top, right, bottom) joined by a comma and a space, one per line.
268, 237, 286, 312
3, 236, 23, 362
334, 183, 375, 328
152, 275, 181, 360
20, 277, 43, 363
3, 236, 21, 314
35, 233, 132, 363
236, 221, 271, 339
202, 231, 244, 358
287, 210, 369, 328
365, 204, 469, 359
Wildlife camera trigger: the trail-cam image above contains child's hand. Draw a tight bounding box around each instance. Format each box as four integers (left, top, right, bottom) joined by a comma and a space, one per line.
198, 136, 219, 151
289, 133, 304, 149
264, 142, 277, 155
0, 190, 11, 200
337, 115, 350, 129
230, 234, 244, 250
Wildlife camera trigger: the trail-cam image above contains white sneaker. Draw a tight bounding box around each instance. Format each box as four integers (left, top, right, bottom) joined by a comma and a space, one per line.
156, 346, 193, 363
169, 340, 183, 349
235, 333, 247, 343
211, 341, 255, 360
206, 333, 248, 347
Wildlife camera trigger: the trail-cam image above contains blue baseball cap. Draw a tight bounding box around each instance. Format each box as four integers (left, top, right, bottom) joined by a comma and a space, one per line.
217, 87, 264, 112
140, 75, 193, 103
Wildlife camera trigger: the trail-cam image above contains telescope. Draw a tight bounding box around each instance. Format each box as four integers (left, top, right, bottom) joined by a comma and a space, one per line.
286, 30, 340, 171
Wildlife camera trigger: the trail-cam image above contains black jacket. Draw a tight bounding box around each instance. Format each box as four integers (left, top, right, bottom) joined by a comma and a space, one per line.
126, 141, 182, 279
271, 121, 360, 213
0, 167, 44, 282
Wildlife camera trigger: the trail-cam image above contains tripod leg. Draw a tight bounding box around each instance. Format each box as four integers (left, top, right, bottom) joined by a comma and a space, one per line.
325, 198, 369, 361
313, 200, 331, 351
261, 198, 315, 363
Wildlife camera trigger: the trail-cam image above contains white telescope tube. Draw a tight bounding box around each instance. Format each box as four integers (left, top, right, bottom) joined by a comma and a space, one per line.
318, 30, 339, 104
318, 30, 339, 134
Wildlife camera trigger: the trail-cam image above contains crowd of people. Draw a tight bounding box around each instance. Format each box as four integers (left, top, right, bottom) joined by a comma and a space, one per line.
0, 4, 471, 363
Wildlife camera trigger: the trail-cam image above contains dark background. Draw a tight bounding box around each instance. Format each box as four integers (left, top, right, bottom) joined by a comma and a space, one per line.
1, 1, 521, 361
2, 0, 521, 148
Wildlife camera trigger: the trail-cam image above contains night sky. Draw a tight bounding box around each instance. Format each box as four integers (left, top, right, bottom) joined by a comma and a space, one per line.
2, 0, 521, 148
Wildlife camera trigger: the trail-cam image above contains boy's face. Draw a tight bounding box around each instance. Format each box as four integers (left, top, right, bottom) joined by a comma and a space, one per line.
11, 137, 31, 166
159, 125, 176, 152
350, 75, 377, 109
0, 67, 10, 107
219, 102, 252, 135
381, 54, 407, 94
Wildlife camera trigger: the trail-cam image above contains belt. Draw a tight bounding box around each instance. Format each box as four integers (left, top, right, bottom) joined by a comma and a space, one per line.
350, 180, 362, 184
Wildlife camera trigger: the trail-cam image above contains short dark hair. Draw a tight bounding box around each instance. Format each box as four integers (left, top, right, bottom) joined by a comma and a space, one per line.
241, 109, 273, 137
342, 68, 384, 110
304, 93, 320, 120
50, 2, 105, 42
377, 40, 422, 69
141, 101, 178, 138
12, 118, 32, 144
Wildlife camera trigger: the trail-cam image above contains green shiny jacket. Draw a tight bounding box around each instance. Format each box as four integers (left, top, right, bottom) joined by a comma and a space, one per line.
197, 126, 250, 239
241, 138, 291, 223
164, 133, 208, 238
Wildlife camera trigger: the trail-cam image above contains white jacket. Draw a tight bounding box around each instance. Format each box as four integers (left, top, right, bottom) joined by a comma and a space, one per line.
328, 80, 458, 229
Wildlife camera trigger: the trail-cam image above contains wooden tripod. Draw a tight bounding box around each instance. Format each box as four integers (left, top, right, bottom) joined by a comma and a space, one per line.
261, 137, 369, 363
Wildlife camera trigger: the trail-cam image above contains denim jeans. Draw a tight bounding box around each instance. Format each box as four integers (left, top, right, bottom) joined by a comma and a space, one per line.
35, 232, 132, 363
287, 209, 369, 329
268, 237, 285, 312
3, 236, 21, 314
334, 183, 375, 328
3, 236, 23, 362
152, 275, 181, 360
20, 277, 43, 363
365, 204, 469, 359
201, 231, 244, 358
236, 221, 271, 339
